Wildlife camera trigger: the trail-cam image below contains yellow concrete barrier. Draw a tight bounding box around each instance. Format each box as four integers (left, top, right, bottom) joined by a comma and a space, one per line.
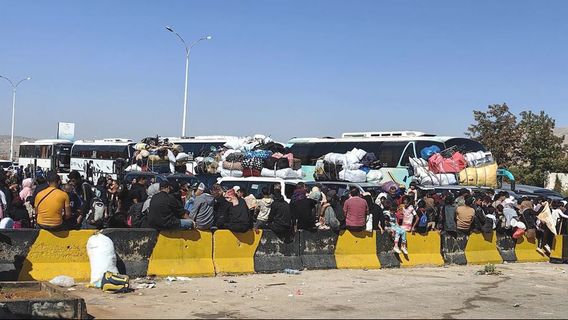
550, 235, 566, 262
399, 232, 444, 267
19, 230, 96, 281
147, 230, 214, 277
334, 231, 380, 269
464, 232, 502, 265
515, 235, 548, 263
213, 230, 262, 274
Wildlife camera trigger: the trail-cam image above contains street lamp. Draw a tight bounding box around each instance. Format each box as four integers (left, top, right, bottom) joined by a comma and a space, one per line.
165, 26, 212, 138
0, 75, 31, 162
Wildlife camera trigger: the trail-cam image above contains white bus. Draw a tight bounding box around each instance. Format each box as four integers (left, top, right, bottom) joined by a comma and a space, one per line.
166, 136, 238, 174
18, 139, 73, 177
70, 138, 135, 180
286, 131, 487, 187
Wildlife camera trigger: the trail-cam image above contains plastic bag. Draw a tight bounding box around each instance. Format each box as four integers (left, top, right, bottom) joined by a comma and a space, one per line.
49, 275, 75, 287
87, 233, 119, 288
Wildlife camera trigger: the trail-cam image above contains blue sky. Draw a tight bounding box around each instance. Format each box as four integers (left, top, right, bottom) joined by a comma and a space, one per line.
1, 0, 567, 142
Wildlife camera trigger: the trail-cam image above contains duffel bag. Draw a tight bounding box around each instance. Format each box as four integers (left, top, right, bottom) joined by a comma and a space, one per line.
222, 161, 243, 171
428, 152, 467, 174
458, 163, 498, 188
243, 168, 261, 177
243, 157, 264, 171
420, 145, 441, 160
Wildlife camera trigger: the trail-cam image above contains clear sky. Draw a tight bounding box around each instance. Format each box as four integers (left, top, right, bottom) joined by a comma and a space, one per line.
1, 0, 567, 142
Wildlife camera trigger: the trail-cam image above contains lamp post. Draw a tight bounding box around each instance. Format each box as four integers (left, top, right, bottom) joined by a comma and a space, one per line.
0, 75, 31, 162
165, 26, 212, 138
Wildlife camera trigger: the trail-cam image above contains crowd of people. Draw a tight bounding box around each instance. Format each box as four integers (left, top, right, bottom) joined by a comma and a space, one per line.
1, 169, 567, 256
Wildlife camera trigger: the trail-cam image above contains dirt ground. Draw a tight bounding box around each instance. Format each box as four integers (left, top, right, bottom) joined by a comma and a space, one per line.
72, 263, 568, 319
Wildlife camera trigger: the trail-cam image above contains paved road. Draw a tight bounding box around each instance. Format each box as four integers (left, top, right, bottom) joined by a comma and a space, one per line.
74, 263, 567, 319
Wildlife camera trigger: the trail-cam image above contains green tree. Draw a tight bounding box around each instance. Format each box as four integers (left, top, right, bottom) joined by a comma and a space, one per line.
466, 103, 519, 167
510, 110, 568, 186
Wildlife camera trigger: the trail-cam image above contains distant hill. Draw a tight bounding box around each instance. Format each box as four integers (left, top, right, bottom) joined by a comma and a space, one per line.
0, 135, 36, 160
554, 127, 568, 146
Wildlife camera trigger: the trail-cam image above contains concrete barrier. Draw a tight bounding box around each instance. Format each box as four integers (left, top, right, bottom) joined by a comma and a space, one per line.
397, 232, 444, 267
101, 228, 159, 277
375, 231, 400, 268
550, 235, 568, 264
0, 229, 40, 281
19, 230, 96, 281
213, 230, 261, 274
334, 231, 380, 269
496, 233, 517, 263
464, 232, 502, 265
441, 232, 467, 265
147, 230, 214, 277
299, 230, 338, 270
514, 235, 548, 263
254, 230, 302, 273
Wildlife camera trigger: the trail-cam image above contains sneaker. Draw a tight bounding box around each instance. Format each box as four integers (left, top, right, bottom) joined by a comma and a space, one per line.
536, 247, 545, 255
401, 246, 408, 255
544, 244, 551, 253
393, 246, 401, 254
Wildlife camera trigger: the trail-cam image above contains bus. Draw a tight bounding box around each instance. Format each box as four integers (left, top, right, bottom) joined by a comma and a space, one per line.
166, 136, 238, 174
18, 139, 73, 177
70, 138, 135, 181
286, 131, 487, 187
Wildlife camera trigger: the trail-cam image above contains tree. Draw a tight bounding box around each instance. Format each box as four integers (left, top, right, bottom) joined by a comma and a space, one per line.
511, 110, 568, 186
466, 103, 519, 167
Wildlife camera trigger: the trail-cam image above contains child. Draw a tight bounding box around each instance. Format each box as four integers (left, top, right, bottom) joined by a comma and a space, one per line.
401, 196, 417, 232
254, 188, 273, 229
384, 201, 408, 254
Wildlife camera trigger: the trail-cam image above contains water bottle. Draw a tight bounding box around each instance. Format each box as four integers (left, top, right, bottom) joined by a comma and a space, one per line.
283, 268, 301, 275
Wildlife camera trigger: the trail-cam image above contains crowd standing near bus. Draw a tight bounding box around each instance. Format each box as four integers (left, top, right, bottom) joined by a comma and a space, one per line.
1, 166, 567, 257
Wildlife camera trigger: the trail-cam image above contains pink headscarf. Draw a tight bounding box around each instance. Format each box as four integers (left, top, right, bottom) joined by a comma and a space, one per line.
19, 178, 33, 201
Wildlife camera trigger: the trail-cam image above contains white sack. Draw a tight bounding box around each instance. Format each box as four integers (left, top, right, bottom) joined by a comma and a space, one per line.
419, 173, 457, 186
87, 233, 118, 288
366, 170, 383, 182
176, 152, 190, 162
261, 168, 304, 179
339, 169, 367, 183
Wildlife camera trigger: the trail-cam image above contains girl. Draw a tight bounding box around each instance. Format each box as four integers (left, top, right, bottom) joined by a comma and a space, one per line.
384, 201, 408, 254
401, 196, 418, 232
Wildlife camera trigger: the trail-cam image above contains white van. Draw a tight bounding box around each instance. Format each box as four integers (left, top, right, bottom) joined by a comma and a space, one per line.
217, 177, 304, 203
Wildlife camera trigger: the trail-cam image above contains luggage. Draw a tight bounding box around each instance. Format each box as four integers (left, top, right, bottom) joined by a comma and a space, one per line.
339, 169, 367, 183
458, 163, 498, 188
263, 157, 290, 170
314, 160, 343, 181
292, 158, 302, 170
360, 152, 377, 167
225, 152, 245, 163
419, 173, 458, 186
428, 152, 467, 174
420, 145, 441, 160
242, 168, 261, 177
101, 272, 130, 293
244, 150, 273, 160
464, 151, 494, 167
218, 167, 243, 177
366, 170, 383, 182
222, 161, 243, 171
261, 168, 304, 179
242, 157, 264, 171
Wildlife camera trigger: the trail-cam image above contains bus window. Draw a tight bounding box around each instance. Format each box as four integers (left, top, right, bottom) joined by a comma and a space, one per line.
376, 141, 408, 167
415, 140, 445, 157
444, 138, 485, 153
398, 142, 415, 167
19, 145, 36, 158
288, 143, 313, 165
38, 145, 52, 159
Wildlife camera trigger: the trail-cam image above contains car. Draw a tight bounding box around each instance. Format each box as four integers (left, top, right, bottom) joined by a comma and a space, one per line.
502, 183, 565, 201
0, 160, 12, 171
164, 173, 201, 189
217, 177, 304, 202
305, 181, 383, 199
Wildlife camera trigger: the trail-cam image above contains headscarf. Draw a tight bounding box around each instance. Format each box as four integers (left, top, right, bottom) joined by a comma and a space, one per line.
142, 183, 160, 213
19, 178, 33, 201
308, 187, 321, 202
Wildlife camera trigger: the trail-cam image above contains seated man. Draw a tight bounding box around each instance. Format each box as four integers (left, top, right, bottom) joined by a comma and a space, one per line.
35, 172, 72, 231
147, 181, 193, 230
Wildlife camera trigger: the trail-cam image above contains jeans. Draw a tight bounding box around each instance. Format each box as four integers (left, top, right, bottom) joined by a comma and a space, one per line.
179, 219, 194, 230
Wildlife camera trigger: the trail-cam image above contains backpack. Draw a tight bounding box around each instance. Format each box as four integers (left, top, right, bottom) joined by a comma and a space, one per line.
418, 211, 428, 227
128, 202, 147, 228
87, 197, 106, 225
101, 271, 130, 293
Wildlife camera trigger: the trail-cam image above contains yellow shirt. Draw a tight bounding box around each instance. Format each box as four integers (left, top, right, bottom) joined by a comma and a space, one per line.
36, 187, 70, 227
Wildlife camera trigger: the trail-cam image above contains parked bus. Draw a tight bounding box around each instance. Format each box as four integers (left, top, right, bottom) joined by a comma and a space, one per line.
286, 131, 486, 187
18, 139, 73, 178
70, 138, 135, 180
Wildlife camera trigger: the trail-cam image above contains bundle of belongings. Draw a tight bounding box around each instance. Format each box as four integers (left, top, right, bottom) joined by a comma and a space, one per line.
126, 136, 190, 174
314, 148, 383, 183
410, 145, 498, 187
217, 134, 304, 179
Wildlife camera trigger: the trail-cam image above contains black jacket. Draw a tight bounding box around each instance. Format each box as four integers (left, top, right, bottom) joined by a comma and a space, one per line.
213, 196, 232, 227
225, 198, 251, 231
290, 198, 317, 231
267, 194, 292, 234
147, 191, 186, 230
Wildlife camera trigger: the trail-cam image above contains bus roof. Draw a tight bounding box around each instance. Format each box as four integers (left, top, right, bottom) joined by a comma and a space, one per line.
166, 136, 239, 142
73, 138, 134, 145
287, 135, 458, 144
21, 139, 73, 145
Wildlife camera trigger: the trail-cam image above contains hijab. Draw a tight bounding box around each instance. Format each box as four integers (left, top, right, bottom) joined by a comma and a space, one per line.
19, 178, 33, 201
142, 183, 160, 213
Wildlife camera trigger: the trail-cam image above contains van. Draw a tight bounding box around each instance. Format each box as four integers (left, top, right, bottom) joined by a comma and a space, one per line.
217, 177, 304, 203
